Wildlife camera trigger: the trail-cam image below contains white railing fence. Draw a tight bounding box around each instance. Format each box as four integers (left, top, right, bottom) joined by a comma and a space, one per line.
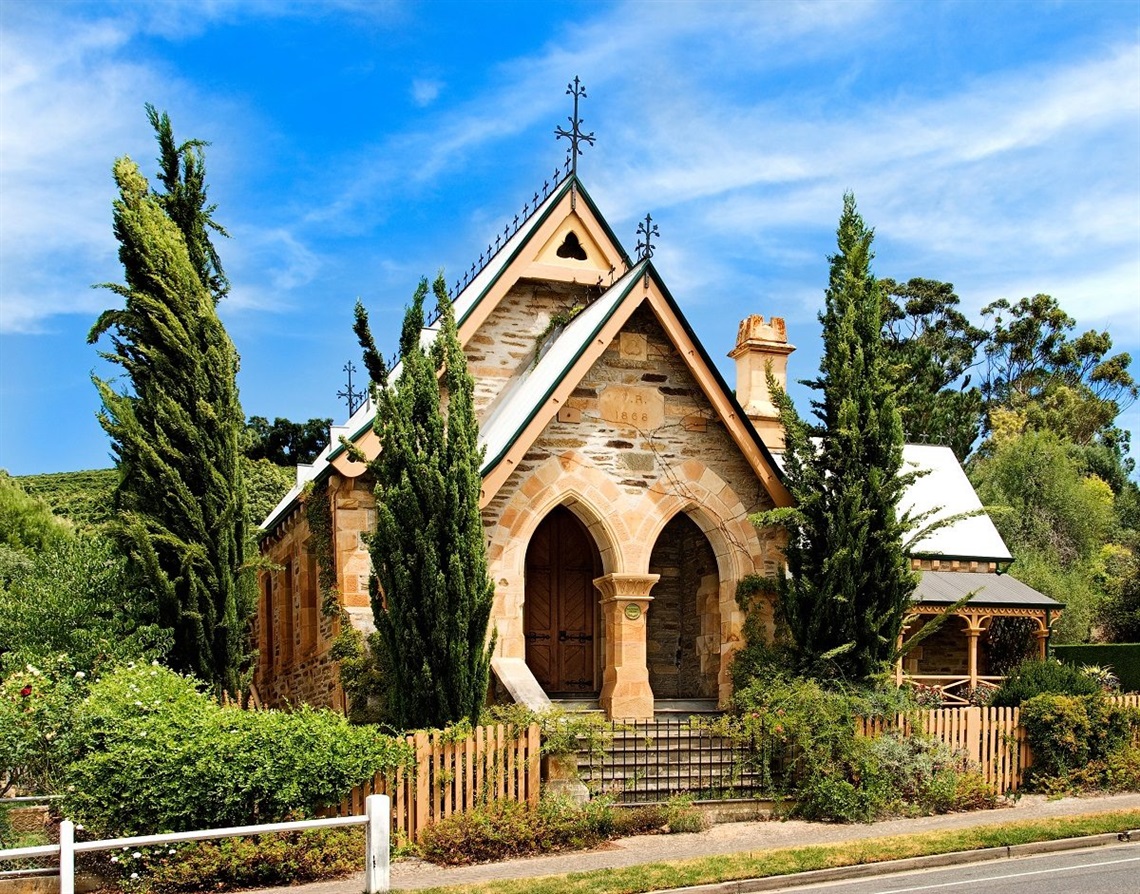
0, 794, 391, 894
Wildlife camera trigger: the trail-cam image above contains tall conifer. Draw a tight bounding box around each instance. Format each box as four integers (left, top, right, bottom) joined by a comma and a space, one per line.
769, 194, 917, 680
354, 275, 495, 729
89, 113, 246, 694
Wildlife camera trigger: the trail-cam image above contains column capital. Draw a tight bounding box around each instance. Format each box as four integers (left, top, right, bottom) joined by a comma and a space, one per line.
593, 572, 660, 602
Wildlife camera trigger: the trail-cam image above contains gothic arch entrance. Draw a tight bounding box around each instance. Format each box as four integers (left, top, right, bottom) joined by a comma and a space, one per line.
524, 506, 602, 696
647, 514, 720, 699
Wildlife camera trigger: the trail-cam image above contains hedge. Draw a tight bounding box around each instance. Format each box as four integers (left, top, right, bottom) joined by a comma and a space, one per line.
1053, 644, 1140, 693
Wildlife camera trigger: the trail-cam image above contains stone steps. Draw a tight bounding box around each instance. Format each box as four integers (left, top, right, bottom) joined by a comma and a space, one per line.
574, 716, 769, 803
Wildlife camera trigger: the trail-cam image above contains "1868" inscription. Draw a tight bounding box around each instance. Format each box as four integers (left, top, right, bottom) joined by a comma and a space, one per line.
600, 385, 665, 430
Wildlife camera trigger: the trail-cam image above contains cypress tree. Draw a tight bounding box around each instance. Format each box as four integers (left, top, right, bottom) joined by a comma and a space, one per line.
145, 104, 230, 304
88, 115, 246, 695
768, 193, 917, 681
353, 275, 495, 730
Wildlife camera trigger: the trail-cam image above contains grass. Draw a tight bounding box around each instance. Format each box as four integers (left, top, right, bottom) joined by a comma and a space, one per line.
414, 809, 1140, 894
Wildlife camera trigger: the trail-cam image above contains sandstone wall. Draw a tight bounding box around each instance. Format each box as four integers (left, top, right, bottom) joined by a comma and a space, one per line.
482, 301, 784, 704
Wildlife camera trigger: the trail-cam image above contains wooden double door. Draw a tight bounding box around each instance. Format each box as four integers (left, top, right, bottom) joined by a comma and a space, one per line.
525, 507, 601, 695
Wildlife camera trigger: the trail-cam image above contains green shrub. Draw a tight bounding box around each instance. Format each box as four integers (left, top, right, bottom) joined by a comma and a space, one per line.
664, 795, 708, 833
952, 771, 1000, 811
0, 471, 73, 551
81, 828, 362, 893
610, 804, 667, 836
722, 676, 989, 822
417, 796, 622, 865
61, 664, 413, 836
1105, 744, 1140, 792
1054, 644, 1140, 693
797, 775, 879, 823
1019, 692, 1140, 787
989, 659, 1100, 707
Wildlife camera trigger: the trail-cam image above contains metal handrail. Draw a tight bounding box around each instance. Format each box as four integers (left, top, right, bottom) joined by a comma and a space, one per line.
0, 794, 390, 893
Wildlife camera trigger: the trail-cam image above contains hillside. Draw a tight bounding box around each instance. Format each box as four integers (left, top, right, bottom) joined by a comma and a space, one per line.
17, 468, 117, 529
17, 460, 294, 532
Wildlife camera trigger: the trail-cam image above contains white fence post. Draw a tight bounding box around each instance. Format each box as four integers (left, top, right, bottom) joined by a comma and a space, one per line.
364, 794, 389, 893
58, 819, 75, 894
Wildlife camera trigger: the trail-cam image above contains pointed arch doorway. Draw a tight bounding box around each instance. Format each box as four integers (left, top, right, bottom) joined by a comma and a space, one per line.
524, 506, 602, 696
647, 513, 720, 699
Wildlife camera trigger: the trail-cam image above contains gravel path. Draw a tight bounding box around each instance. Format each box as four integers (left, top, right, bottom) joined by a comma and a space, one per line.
248, 792, 1140, 893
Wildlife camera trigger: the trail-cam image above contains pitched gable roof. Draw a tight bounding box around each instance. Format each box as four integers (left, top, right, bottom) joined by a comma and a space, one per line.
453, 176, 630, 342
899, 444, 1013, 563
477, 259, 791, 507
262, 174, 789, 532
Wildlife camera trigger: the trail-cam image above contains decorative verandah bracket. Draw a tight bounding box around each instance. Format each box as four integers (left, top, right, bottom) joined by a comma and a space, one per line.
594, 572, 659, 720
896, 606, 1060, 705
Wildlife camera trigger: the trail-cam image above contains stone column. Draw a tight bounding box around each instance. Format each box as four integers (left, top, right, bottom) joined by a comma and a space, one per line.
595, 573, 659, 720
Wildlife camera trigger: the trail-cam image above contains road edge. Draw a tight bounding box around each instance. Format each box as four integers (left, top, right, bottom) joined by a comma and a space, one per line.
648, 831, 1137, 894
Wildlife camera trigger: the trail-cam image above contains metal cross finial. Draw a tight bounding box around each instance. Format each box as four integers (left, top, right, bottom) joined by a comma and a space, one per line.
636, 213, 659, 261
554, 77, 596, 172
555, 76, 595, 209
337, 361, 364, 416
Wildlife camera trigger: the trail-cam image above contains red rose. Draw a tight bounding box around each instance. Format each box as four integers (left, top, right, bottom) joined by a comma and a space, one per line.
19, 685, 32, 697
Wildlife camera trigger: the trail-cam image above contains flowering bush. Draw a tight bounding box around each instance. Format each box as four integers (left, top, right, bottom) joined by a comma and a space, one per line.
0, 656, 85, 795
910, 683, 944, 708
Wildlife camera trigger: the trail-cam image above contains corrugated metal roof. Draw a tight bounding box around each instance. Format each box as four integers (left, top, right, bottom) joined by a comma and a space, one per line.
913, 571, 1062, 608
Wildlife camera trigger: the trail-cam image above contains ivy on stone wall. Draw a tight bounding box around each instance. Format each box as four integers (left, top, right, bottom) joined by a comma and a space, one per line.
302, 479, 339, 616
301, 478, 374, 722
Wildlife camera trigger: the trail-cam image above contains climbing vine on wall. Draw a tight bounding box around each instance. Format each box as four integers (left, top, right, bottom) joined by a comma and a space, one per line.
302, 478, 375, 722
302, 480, 338, 615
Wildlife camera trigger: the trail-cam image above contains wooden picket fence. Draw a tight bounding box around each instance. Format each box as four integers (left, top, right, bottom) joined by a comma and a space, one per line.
857, 695, 1140, 794
335, 722, 541, 844
857, 706, 1028, 793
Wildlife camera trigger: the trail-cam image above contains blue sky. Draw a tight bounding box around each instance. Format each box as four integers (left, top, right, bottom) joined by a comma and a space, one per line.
1, 0, 1138, 476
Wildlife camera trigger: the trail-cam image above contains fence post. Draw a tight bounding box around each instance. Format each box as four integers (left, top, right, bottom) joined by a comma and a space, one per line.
58, 819, 75, 894
364, 794, 390, 894
965, 706, 982, 766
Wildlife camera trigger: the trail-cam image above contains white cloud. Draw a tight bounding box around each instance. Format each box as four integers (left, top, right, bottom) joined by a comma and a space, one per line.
411, 79, 442, 107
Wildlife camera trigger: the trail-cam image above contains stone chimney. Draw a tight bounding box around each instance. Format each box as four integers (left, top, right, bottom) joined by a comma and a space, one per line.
728, 315, 795, 451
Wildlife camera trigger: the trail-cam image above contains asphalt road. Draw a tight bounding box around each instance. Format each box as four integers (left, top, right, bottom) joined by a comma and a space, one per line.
782, 842, 1140, 894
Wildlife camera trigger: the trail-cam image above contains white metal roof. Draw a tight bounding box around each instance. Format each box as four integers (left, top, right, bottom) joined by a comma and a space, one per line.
769, 443, 1012, 563
899, 444, 1012, 562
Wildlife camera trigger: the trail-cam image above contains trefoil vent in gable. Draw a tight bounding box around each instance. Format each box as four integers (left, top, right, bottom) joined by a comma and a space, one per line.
556, 231, 588, 261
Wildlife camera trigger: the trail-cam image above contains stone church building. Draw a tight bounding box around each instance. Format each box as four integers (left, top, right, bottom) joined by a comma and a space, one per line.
255, 172, 1059, 719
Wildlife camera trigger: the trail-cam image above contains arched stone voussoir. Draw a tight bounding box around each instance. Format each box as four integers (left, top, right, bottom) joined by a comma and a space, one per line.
489, 454, 629, 578
637, 463, 764, 583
